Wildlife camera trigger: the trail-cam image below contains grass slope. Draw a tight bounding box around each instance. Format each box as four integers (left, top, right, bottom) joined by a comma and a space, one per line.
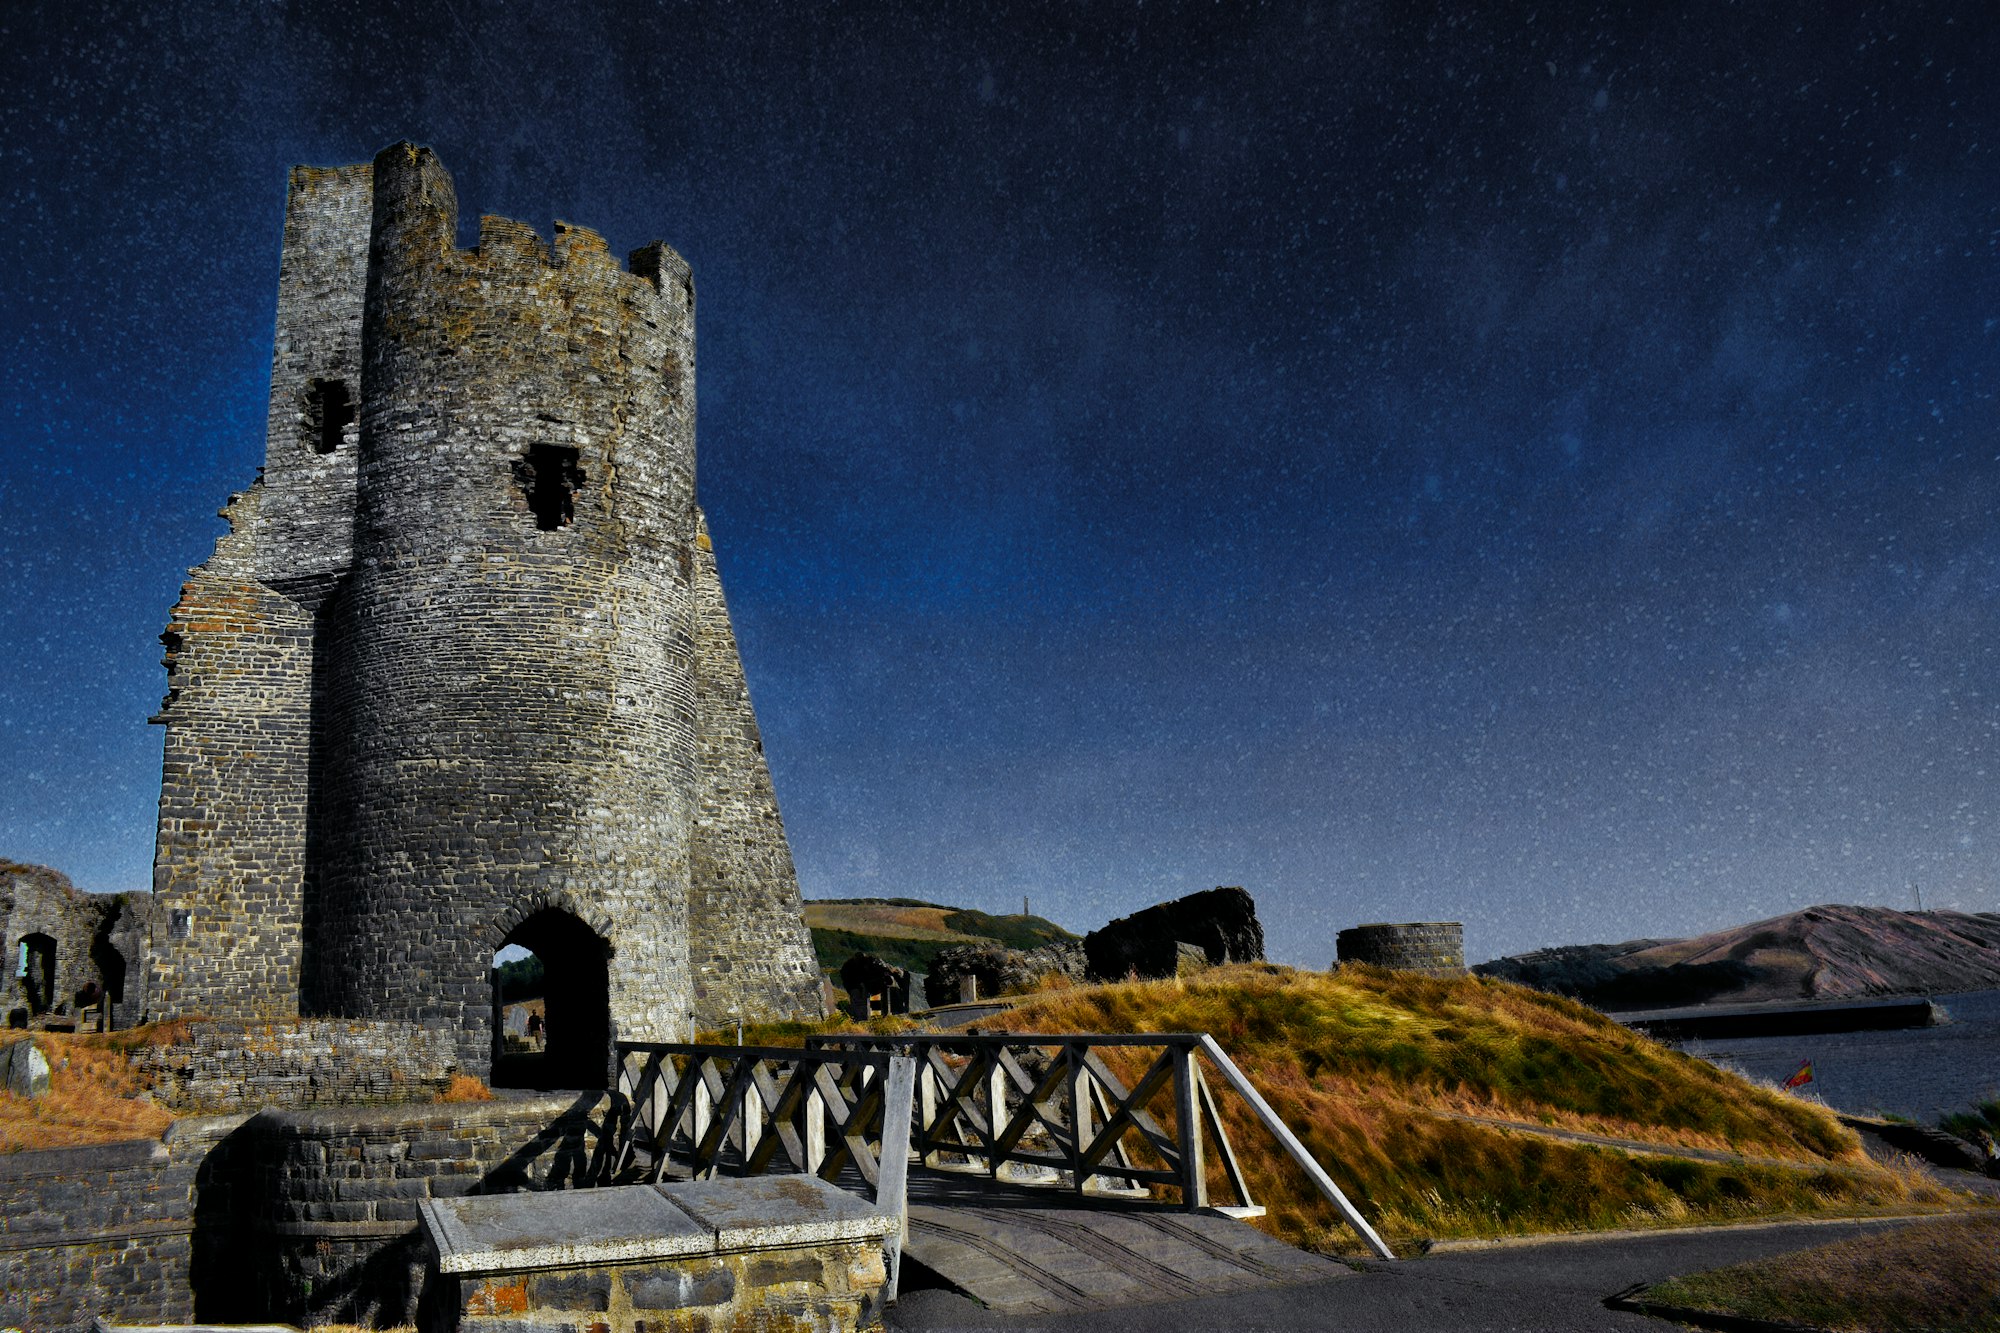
749, 964, 1966, 1254
802, 898, 1077, 978
1643, 1215, 2000, 1332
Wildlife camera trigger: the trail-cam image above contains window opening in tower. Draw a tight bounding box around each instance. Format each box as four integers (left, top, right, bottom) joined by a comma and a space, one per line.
306, 378, 355, 455
514, 444, 586, 531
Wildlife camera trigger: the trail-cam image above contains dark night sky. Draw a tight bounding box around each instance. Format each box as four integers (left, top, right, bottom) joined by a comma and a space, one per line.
2, 3, 1995, 965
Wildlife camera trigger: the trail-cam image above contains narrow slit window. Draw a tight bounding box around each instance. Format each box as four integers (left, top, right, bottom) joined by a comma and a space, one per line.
306, 378, 355, 455
513, 444, 586, 531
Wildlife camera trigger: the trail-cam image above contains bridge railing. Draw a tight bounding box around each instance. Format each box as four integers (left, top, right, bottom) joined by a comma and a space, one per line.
609, 1041, 918, 1294
807, 1031, 1393, 1260
608, 1032, 1392, 1262
610, 1042, 913, 1192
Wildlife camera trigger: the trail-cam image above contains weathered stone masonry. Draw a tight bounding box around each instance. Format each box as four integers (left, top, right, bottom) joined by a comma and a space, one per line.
147, 143, 823, 1075
0, 1096, 607, 1332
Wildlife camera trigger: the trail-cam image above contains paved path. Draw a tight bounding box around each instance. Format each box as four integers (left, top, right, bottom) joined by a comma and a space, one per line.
888, 1216, 1930, 1332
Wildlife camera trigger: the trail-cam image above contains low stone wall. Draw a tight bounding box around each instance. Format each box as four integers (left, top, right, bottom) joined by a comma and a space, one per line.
135, 1018, 459, 1111
0, 1094, 609, 1332
0, 1116, 242, 1333
212, 1093, 611, 1328
1336, 922, 1467, 977
424, 1177, 894, 1333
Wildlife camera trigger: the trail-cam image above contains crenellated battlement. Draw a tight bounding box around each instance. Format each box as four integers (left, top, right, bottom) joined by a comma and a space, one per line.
369, 143, 686, 320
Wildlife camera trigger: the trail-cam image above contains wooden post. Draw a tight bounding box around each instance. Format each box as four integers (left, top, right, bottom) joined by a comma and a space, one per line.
692, 1072, 713, 1178
804, 1077, 826, 1175
919, 1061, 941, 1167
986, 1057, 1007, 1173
1193, 1063, 1254, 1211
1066, 1041, 1090, 1194
877, 1055, 916, 1304
1195, 1035, 1394, 1259
743, 1061, 763, 1160
1173, 1042, 1208, 1210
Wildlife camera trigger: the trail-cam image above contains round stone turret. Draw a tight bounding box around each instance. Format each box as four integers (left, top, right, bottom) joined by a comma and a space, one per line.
307, 143, 704, 1076
1335, 922, 1467, 977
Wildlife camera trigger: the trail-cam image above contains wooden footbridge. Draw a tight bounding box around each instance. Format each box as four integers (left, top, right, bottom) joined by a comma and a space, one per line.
604, 1031, 1391, 1314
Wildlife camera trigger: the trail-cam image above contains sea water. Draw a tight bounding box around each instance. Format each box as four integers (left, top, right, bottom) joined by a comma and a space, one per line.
1676, 987, 2000, 1123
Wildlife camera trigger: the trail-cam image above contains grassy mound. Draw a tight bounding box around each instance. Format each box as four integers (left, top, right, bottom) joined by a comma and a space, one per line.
751, 963, 1964, 1253
1641, 1215, 2000, 1331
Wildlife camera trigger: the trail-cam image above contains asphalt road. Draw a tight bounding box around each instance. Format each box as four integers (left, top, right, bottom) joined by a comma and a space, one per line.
887, 1216, 1930, 1332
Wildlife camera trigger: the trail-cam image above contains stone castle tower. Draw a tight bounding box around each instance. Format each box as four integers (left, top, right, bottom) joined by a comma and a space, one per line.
147, 143, 823, 1080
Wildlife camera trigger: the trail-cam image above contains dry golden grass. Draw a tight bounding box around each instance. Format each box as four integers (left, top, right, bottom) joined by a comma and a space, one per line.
801, 901, 983, 941
1, 1023, 495, 1149
1645, 1214, 2000, 1331
0, 1026, 181, 1151
439, 1073, 495, 1103
990, 966, 1970, 1252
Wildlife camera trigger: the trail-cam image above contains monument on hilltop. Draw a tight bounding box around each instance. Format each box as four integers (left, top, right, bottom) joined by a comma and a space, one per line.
145, 142, 824, 1082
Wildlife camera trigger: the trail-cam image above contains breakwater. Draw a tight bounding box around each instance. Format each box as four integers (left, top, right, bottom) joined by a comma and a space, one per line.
1668, 987, 2000, 1123
1614, 995, 1944, 1042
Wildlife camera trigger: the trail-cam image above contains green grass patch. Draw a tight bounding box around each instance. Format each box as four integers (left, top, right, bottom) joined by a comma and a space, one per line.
1643, 1215, 2000, 1331
808, 928, 957, 976
1942, 1098, 2000, 1147
938, 909, 1078, 951
809, 905, 1077, 977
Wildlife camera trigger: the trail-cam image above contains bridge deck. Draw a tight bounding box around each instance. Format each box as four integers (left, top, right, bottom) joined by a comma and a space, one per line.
895, 1172, 1351, 1315
904, 1198, 1351, 1314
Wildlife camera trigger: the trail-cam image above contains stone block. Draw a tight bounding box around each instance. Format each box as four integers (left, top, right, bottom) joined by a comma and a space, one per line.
625, 1265, 736, 1310
1, 1039, 52, 1097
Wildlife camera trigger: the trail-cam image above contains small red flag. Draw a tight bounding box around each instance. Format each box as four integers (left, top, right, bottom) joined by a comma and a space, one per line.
1783, 1060, 1814, 1090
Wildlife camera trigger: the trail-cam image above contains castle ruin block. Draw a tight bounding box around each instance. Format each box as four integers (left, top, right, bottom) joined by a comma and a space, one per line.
148, 143, 824, 1079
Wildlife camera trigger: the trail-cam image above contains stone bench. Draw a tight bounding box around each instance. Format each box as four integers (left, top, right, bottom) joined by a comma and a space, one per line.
418, 1176, 896, 1332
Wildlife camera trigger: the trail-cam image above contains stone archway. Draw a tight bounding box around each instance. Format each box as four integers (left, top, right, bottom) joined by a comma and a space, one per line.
18, 933, 57, 1016
490, 908, 611, 1091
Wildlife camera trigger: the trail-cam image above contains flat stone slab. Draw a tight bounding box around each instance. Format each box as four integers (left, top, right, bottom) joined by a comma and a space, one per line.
421, 1175, 895, 1276
905, 1205, 1352, 1315
660, 1175, 898, 1251
424, 1186, 711, 1273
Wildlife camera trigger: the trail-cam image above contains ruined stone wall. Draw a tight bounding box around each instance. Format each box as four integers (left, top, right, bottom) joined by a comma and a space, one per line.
1, 862, 150, 1029
148, 486, 311, 1022
2, 862, 98, 1024
1336, 921, 1467, 977
256, 162, 372, 607
135, 1018, 458, 1112
308, 144, 702, 1075
687, 516, 825, 1028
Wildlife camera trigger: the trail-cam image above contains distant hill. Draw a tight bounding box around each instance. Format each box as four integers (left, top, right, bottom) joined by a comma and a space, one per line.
1477, 905, 2000, 1010
802, 897, 1078, 978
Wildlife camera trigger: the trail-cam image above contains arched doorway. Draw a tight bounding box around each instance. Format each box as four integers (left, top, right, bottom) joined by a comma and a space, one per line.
90, 937, 128, 1031
490, 909, 610, 1090
18, 933, 57, 1017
